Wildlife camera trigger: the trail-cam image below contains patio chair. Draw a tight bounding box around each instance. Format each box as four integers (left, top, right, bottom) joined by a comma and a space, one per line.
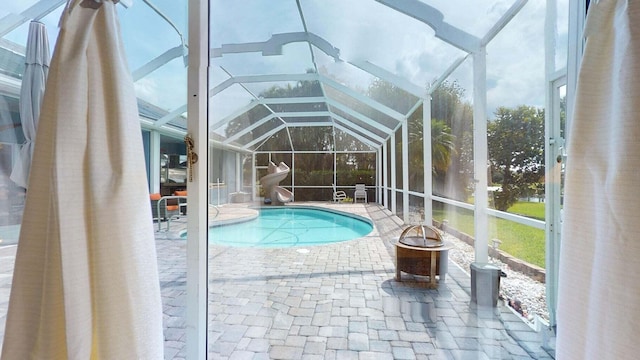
150, 193, 179, 230
174, 190, 187, 215
354, 184, 367, 203
332, 184, 347, 203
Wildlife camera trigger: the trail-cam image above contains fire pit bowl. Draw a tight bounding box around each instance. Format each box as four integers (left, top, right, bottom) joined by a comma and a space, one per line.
395, 225, 450, 287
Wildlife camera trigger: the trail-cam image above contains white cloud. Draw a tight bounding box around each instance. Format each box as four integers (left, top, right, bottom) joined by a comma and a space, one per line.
134, 77, 160, 106
485, 1, 547, 115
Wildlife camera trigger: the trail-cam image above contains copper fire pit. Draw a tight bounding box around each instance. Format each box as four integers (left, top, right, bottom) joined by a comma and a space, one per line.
395, 225, 450, 287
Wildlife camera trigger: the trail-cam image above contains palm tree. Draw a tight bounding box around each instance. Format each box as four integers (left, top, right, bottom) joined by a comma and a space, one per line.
408, 117, 456, 175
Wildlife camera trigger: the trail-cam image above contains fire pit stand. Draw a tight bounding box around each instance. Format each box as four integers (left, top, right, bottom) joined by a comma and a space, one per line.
395, 225, 450, 288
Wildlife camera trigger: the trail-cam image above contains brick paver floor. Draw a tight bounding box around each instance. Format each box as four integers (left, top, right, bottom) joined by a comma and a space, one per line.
0, 202, 554, 359
156, 203, 554, 359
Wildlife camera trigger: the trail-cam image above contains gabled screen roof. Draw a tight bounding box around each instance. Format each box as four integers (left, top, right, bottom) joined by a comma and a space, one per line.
0, 0, 530, 152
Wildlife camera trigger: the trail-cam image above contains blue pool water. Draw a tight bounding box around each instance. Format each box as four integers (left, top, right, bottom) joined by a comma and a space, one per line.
209, 207, 373, 248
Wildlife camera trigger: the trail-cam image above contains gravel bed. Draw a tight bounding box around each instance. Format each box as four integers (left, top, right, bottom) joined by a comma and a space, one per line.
443, 232, 549, 323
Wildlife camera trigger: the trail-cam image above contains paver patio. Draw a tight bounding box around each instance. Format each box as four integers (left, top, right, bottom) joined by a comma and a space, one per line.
156, 202, 553, 359
0, 202, 554, 359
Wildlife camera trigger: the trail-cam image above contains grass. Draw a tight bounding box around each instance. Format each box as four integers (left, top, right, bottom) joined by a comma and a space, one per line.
433, 202, 546, 268
507, 201, 545, 221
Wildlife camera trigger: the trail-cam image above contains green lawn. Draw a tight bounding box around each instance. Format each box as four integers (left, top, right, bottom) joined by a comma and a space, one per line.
507, 201, 545, 221
433, 202, 546, 268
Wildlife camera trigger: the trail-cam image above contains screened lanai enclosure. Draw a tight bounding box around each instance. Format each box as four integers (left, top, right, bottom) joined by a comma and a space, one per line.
0, 0, 583, 358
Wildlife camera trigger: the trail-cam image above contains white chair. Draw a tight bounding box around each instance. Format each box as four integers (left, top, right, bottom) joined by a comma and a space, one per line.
332, 184, 347, 202
354, 184, 367, 203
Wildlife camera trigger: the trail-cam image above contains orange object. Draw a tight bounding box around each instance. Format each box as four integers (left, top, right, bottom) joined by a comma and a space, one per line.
149, 193, 161, 200
174, 190, 187, 196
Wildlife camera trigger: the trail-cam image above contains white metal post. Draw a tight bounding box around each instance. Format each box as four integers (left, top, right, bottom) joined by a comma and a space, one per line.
545, 79, 565, 329
545, 0, 559, 329
149, 130, 161, 194
377, 147, 382, 204
235, 152, 241, 193
291, 153, 295, 198
382, 143, 388, 208
390, 132, 397, 214
251, 153, 256, 201
187, 0, 208, 357
423, 99, 433, 224
333, 150, 337, 191
401, 118, 410, 222
472, 48, 489, 263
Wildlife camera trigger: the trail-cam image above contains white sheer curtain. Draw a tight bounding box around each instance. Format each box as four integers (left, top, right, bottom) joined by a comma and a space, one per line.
557, 0, 640, 358
1, 1, 164, 358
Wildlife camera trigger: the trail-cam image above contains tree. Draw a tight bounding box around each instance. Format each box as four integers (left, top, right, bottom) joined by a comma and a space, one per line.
430, 82, 474, 200
403, 81, 473, 200
407, 116, 456, 184
488, 105, 545, 211
365, 80, 470, 198
367, 78, 419, 115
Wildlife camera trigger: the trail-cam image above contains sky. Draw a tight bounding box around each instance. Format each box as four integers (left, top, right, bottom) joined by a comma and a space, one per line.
208, 0, 569, 123
2, 0, 570, 131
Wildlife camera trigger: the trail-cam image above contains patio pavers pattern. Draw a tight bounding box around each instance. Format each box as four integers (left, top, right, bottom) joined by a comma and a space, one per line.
0, 203, 553, 359
0, 245, 15, 355
156, 203, 553, 359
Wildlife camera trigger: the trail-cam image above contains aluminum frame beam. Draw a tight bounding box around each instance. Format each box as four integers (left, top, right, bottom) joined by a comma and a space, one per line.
224, 112, 382, 151
349, 60, 426, 99
375, 0, 481, 53
212, 32, 340, 61
332, 123, 379, 149
319, 74, 405, 122
332, 114, 385, 144
210, 101, 262, 131
132, 45, 186, 82
0, 0, 65, 38
480, 0, 528, 46
244, 124, 287, 150
210, 97, 327, 131
325, 99, 395, 135
210, 72, 406, 123
210, 73, 319, 97
223, 113, 277, 145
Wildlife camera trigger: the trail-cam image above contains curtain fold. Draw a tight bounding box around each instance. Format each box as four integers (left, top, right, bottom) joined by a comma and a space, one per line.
1, 1, 164, 358
557, 0, 640, 358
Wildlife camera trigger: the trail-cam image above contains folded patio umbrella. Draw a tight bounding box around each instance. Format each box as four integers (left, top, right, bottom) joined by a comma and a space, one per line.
2, 1, 164, 359
557, 0, 640, 358
10, 20, 50, 189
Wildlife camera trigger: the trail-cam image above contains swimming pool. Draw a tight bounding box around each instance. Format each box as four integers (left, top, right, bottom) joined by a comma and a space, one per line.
209, 207, 373, 248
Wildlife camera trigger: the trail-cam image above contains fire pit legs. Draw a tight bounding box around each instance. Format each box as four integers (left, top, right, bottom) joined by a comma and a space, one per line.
395, 225, 450, 288
395, 242, 450, 288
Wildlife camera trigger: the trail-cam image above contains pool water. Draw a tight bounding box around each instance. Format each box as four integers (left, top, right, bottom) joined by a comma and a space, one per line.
209, 207, 373, 248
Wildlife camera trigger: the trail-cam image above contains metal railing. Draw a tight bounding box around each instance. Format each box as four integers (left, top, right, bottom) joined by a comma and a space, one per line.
155, 195, 187, 231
